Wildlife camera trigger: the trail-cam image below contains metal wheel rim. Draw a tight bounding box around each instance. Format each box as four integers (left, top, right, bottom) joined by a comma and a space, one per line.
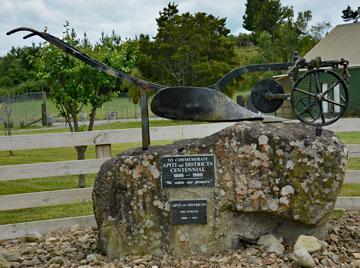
291, 69, 349, 127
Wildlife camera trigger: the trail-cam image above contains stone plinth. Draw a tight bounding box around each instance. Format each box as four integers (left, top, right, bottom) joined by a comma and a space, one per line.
92, 122, 347, 257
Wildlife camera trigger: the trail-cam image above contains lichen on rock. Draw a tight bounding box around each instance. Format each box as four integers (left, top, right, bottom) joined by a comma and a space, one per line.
92, 121, 347, 257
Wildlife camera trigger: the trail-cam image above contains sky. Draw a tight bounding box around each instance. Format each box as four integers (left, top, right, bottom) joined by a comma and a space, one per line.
0, 0, 359, 56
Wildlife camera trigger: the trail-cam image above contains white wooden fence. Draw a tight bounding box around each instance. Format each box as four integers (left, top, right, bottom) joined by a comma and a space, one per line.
0, 123, 359, 240
0, 123, 234, 239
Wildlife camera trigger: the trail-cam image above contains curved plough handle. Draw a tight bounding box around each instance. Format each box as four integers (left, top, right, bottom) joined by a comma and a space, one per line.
211, 62, 292, 92
7, 27, 164, 92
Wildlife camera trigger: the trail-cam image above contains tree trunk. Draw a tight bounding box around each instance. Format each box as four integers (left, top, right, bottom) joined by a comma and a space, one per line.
88, 107, 97, 131
70, 107, 97, 188
73, 115, 88, 188
75, 145, 87, 188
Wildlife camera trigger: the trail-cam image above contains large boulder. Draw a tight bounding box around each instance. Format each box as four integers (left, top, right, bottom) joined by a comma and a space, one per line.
92, 121, 347, 257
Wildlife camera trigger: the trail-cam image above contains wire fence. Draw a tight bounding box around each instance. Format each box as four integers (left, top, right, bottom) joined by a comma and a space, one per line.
0, 91, 156, 129
0, 92, 45, 129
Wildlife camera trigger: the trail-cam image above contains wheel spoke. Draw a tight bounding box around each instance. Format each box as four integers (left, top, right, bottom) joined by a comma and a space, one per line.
298, 100, 317, 116
322, 80, 340, 96
293, 88, 316, 98
323, 97, 346, 108
309, 111, 320, 123
299, 98, 307, 107
314, 71, 322, 94
308, 109, 316, 120
299, 98, 316, 120
308, 73, 312, 93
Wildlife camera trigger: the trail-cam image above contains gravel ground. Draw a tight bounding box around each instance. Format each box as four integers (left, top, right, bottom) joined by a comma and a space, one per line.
0, 210, 359, 268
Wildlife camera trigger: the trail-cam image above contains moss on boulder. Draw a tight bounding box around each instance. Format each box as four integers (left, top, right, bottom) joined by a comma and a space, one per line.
93, 122, 347, 257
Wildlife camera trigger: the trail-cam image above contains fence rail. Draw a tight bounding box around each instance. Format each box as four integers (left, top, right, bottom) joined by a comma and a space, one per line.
0, 216, 96, 241
0, 123, 359, 240
0, 123, 233, 151
0, 159, 110, 180
0, 188, 93, 211
349, 144, 360, 157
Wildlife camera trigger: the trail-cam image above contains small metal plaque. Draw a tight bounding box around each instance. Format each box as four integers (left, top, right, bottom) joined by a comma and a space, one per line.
161, 155, 215, 188
171, 200, 207, 224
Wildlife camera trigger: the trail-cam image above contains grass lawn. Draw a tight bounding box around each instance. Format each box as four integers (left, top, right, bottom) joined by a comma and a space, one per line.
336, 131, 360, 144
348, 158, 360, 170
0, 202, 93, 225
340, 184, 360, 197
0, 175, 96, 195
45, 97, 155, 120
93, 119, 200, 130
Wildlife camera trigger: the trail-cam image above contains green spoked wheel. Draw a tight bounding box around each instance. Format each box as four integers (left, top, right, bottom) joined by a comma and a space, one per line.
291, 69, 349, 127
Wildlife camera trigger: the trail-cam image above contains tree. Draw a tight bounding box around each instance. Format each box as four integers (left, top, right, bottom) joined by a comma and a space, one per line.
342, 5, 360, 23
255, 0, 293, 36
253, 8, 331, 62
137, 3, 236, 95
243, 0, 264, 32
309, 21, 332, 42
243, 0, 293, 39
0, 44, 46, 96
34, 22, 138, 187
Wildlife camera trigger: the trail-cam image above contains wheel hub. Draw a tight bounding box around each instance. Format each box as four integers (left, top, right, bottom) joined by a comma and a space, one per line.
316, 94, 324, 101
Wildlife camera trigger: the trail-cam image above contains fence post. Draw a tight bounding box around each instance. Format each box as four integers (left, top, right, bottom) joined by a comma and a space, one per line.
140, 89, 150, 150
95, 144, 111, 159
41, 91, 48, 127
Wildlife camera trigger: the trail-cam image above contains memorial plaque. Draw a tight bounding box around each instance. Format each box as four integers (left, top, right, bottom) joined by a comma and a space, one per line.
161, 155, 215, 188
171, 199, 207, 224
